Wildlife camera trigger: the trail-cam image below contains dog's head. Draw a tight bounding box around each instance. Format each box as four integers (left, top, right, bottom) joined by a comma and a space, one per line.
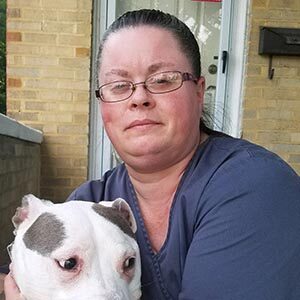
11, 194, 141, 300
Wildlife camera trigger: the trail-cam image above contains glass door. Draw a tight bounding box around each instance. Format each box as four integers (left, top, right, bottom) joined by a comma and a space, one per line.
88, 0, 247, 179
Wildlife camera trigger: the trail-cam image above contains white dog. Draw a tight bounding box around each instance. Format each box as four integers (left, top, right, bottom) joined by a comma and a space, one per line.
10, 194, 141, 300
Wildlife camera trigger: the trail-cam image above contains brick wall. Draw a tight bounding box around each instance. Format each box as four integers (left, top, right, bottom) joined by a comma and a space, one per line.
6, 0, 93, 201
0, 134, 40, 266
243, 0, 300, 174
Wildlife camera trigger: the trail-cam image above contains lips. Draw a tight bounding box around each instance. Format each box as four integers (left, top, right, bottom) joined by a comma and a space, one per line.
126, 119, 161, 130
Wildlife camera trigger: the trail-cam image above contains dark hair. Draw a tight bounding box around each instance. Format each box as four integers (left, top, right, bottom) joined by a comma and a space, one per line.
96, 9, 201, 82
96, 9, 216, 135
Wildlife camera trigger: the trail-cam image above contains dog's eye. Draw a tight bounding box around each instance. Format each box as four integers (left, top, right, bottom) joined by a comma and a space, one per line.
123, 256, 135, 272
58, 257, 77, 270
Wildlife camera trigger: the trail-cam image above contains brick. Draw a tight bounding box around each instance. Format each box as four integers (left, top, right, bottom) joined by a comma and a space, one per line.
59, 57, 90, 69
291, 133, 300, 143
8, 89, 37, 100
6, 32, 22, 42
77, 0, 92, 10
39, 90, 72, 101
263, 88, 299, 101
268, 0, 300, 9
7, 21, 41, 31
8, 111, 39, 121
7, 8, 21, 18
23, 79, 58, 89
57, 11, 91, 22
25, 101, 48, 111
76, 47, 90, 57
289, 154, 300, 163
257, 131, 291, 143
23, 33, 58, 44
41, 69, 74, 79
57, 79, 89, 90
39, 112, 73, 123
7, 78, 22, 87
7, 67, 40, 78
39, 46, 74, 57
41, 177, 72, 187
73, 113, 89, 124
8, 0, 40, 7
73, 92, 90, 102
243, 110, 257, 119
58, 35, 90, 47
58, 125, 88, 135
75, 69, 90, 80
73, 158, 88, 167
41, 22, 76, 34
258, 109, 294, 120
252, 0, 267, 8
56, 168, 87, 177
7, 44, 40, 55
6, 100, 21, 111
56, 146, 88, 157
41, 0, 77, 9
6, 55, 24, 65
21, 9, 58, 21
24, 56, 58, 67
42, 124, 58, 134
278, 78, 300, 88
72, 135, 88, 145
76, 23, 92, 35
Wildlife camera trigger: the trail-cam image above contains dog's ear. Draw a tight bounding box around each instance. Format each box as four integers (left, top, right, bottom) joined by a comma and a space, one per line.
12, 194, 53, 230
111, 198, 137, 234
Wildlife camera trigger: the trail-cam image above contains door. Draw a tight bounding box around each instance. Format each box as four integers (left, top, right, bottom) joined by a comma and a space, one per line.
88, 0, 248, 179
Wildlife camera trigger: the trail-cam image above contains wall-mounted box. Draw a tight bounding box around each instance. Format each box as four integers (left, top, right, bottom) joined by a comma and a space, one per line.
259, 27, 300, 56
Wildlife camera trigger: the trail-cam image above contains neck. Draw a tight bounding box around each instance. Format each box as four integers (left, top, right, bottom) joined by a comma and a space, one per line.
126, 131, 208, 204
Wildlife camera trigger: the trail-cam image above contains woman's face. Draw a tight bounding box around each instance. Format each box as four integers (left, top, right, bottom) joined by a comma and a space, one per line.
98, 26, 205, 172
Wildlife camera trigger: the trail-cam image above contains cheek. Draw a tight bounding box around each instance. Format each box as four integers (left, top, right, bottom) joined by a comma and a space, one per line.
100, 104, 118, 127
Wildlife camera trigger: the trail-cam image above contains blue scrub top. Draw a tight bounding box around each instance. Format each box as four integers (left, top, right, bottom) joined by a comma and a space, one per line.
68, 135, 300, 300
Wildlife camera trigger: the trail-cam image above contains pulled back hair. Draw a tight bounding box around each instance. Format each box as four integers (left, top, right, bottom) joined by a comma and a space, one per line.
96, 9, 201, 82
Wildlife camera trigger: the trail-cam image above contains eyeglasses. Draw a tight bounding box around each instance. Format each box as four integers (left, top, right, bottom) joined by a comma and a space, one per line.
95, 71, 198, 103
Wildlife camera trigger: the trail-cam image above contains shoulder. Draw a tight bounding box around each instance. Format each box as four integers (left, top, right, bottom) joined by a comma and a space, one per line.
187, 135, 300, 223
67, 164, 127, 202
201, 135, 298, 177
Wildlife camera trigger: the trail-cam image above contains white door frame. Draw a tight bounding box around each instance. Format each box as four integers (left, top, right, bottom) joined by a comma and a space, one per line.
88, 0, 249, 180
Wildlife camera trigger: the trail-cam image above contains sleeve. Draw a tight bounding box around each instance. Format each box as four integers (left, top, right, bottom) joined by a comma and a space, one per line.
179, 155, 300, 300
66, 180, 106, 203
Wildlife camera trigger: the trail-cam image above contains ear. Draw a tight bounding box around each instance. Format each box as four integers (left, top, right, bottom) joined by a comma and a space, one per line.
12, 194, 52, 230
111, 198, 137, 234
196, 76, 205, 106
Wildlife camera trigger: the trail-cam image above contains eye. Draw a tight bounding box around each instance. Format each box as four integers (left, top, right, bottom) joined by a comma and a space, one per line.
123, 256, 136, 272
57, 257, 77, 270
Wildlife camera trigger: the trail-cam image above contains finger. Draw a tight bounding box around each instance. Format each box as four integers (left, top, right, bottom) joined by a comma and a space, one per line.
4, 272, 22, 300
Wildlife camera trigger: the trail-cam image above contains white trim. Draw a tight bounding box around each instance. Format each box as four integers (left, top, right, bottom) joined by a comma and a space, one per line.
224, 0, 249, 137
88, 0, 116, 180
214, 0, 232, 132
0, 114, 43, 144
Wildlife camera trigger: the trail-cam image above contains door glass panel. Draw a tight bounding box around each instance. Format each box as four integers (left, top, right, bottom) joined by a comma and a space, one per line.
115, 0, 222, 127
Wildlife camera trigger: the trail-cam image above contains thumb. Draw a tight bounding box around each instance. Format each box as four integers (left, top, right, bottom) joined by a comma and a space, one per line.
4, 272, 23, 300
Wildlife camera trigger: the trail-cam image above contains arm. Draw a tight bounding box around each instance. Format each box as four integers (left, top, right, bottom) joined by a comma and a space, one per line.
179, 156, 300, 300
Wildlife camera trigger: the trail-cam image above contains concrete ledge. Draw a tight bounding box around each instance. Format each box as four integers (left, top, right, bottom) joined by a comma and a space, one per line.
0, 114, 43, 144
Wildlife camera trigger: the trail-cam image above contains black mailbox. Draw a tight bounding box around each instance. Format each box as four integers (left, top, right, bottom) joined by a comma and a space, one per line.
258, 26, 300, 79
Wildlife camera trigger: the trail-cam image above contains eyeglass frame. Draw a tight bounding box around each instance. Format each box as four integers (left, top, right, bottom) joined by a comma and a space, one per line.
95, 71, 198, 103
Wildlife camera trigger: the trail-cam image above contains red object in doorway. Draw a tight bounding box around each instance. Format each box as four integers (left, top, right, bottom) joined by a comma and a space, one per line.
192, 0, 222, 2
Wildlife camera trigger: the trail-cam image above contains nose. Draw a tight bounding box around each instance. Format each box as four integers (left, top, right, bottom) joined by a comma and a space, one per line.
128, 82, 155, 109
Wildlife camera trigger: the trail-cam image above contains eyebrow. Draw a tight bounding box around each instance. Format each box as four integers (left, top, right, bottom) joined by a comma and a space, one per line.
104, 69, 129, 78
148, 62, 176, 73
104, 62, 176, 78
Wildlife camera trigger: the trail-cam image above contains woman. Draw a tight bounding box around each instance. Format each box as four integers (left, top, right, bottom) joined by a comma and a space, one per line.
5, 9, 300, 300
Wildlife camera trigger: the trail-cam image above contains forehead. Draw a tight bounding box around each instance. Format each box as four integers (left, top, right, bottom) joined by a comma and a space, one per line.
100, 26, 190, 76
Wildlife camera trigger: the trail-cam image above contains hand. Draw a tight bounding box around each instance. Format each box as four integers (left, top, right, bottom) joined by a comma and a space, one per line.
4, 272, 23, 300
